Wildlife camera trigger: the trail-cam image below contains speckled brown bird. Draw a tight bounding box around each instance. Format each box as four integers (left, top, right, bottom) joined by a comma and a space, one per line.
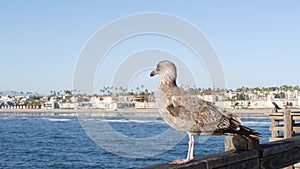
150, 60, 260, 164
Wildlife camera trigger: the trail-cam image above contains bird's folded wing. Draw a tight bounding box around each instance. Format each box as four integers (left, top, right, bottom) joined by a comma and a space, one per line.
171, 94, 230, 121
171, 95, 213, 112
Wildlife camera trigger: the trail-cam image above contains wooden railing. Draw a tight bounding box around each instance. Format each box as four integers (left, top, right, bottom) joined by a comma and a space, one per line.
269, 108, 300, 169
141, 109, 300, 169
269, 109, 300, 141
141, 136, 300, 169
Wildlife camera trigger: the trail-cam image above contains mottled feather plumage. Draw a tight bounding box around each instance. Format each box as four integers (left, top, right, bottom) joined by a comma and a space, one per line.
153, 60, 260, 139
150, 60, 259, 164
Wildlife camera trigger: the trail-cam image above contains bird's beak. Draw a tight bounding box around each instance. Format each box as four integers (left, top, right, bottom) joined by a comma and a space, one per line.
150, 69, 158, 77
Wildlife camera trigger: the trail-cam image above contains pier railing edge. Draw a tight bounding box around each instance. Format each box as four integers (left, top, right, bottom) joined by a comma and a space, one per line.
140, 136, 300, 169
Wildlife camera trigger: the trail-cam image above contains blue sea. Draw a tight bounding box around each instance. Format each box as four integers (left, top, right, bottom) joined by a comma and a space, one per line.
0, 114, 271, 168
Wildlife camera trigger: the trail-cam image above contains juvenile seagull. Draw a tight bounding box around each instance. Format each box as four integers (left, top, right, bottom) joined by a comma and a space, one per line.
150, 60, 260, 164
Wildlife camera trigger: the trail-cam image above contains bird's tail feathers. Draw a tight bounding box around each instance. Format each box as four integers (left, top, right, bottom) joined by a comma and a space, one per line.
237, 125, 261, 140
229, 116, 261, 140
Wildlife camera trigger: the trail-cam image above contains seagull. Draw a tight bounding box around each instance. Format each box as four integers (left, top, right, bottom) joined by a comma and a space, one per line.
272, 102, 281, 112
150, 60, 260, 164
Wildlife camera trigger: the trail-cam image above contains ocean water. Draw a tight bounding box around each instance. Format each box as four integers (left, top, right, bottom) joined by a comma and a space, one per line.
0, 114, 271, 169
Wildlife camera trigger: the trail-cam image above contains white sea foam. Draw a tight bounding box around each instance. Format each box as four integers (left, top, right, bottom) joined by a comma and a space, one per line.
102, 119, 163, 123
46, 118, 71, 122
78, 117, 164, 124
241, 121, 271, 126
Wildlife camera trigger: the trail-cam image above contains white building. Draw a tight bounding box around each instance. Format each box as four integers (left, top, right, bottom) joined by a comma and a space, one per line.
44, 101, 59, 109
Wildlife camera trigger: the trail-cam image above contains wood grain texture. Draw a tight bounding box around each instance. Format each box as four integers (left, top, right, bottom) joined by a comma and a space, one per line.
140, 136, 300, 169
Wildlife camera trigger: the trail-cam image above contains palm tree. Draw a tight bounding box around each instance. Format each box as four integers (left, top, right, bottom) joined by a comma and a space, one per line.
103, 87, 108, 96
124, 88, 128, 95
110, 86, 113, 93
144, 88, 149, 101
103, 87, 106, 96
100, 89, 103, 95
64, 90, 72, 96
119, 86, 123, 95
141, 85, 144, 93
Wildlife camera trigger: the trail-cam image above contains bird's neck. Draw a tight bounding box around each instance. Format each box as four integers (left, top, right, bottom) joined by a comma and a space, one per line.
158, 76, 177, 91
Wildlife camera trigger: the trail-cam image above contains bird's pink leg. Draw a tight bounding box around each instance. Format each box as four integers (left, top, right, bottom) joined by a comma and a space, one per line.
187, 133, 194, 161
169, 133, 194, 164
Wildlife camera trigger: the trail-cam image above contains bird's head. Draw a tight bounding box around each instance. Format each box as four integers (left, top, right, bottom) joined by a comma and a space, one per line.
150, 60, 177, 80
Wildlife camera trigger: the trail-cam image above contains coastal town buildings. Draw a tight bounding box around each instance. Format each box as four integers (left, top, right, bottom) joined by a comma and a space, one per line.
1, 86, 300, 110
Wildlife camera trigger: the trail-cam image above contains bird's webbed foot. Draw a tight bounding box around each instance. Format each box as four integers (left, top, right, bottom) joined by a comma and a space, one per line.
169, 158, 193, 165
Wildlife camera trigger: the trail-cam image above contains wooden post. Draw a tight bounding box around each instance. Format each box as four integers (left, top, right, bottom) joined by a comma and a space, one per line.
271, 118, 279, 138
284, 109, 292, 139
283, 109, 294, 169
225, 135, 259, 151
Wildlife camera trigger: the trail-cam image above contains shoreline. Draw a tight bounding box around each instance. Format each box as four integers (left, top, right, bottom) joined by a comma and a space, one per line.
0, 108, 274, 117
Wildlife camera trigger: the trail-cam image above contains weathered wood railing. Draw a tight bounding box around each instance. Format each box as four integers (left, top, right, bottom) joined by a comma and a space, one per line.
141, 109, 300, 169
269, 108, 300, 169
141, 136, 300, 169
269, 109, 300, 141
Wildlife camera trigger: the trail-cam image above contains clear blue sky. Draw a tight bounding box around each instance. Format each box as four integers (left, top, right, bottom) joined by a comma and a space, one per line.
1, 1, 300, 95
